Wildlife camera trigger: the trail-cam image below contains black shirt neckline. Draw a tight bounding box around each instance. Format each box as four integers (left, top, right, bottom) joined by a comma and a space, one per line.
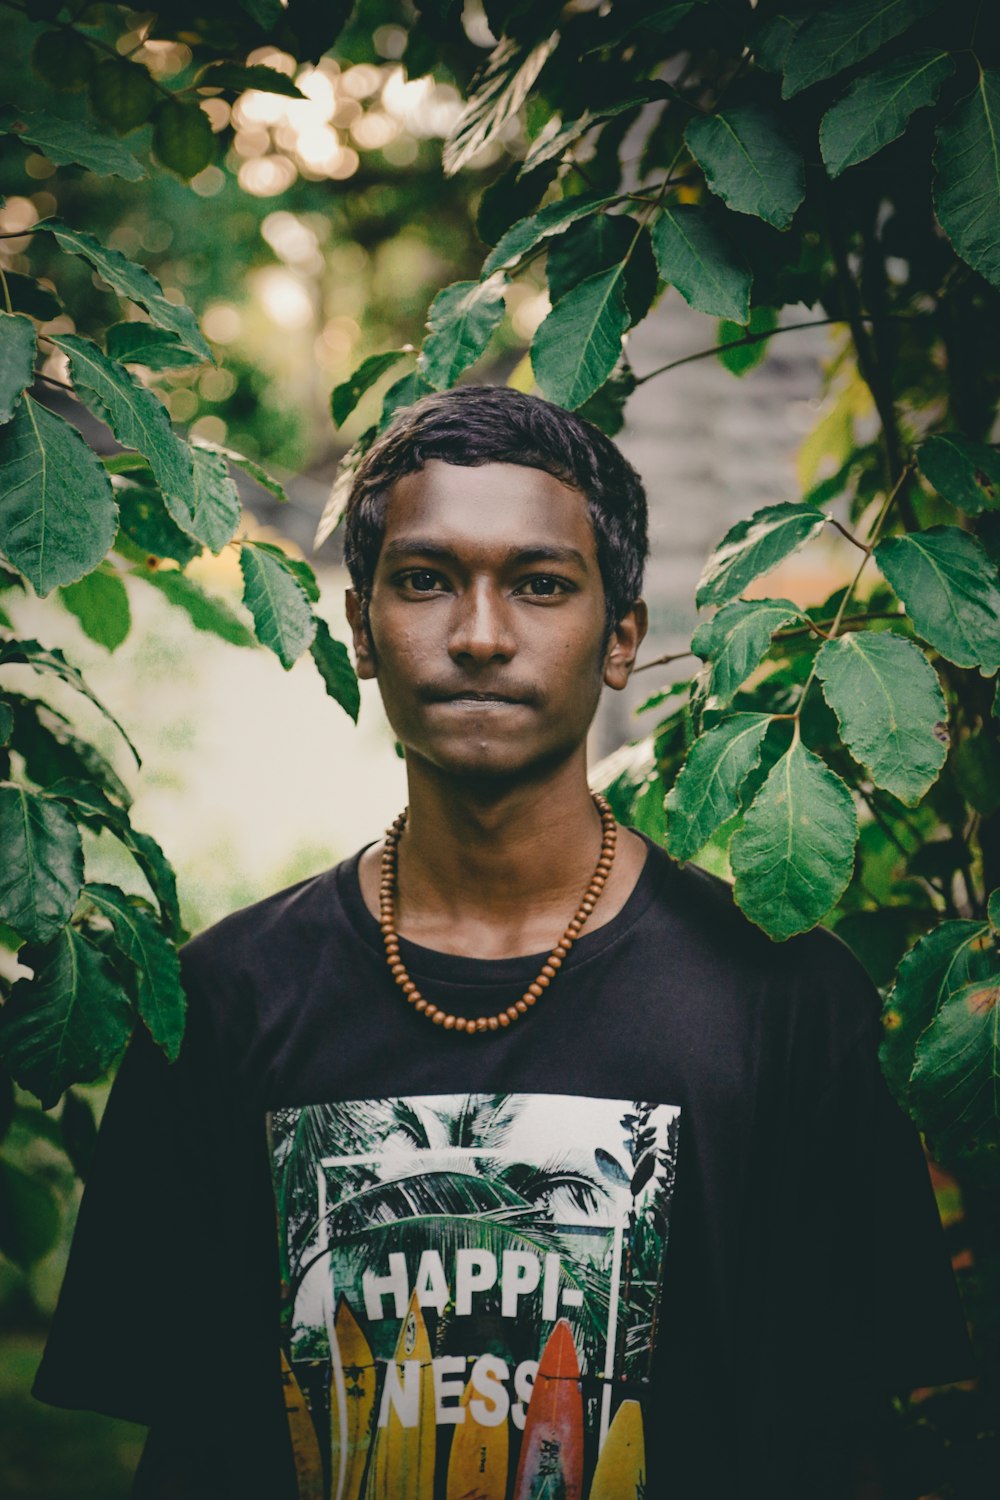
335, 831, 662, 987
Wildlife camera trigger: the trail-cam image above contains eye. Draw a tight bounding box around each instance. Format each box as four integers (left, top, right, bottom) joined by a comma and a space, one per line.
399, 569, 447, 593
515, 575, 572, 597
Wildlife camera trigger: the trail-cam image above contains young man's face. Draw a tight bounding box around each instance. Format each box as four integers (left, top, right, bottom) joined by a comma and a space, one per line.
347, 459, 646, 784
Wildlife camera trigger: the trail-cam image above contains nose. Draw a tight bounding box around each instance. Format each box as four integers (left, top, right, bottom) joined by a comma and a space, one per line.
447, 578, 516, 665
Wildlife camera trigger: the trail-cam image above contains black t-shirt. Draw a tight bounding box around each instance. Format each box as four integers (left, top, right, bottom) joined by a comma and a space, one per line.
33, 839, 972, 1499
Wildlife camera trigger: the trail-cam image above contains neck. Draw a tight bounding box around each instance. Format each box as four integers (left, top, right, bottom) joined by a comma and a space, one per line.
399, 751, 603, 920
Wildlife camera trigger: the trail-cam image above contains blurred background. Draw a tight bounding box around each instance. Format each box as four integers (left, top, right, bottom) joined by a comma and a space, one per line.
0, 5, 876, 1494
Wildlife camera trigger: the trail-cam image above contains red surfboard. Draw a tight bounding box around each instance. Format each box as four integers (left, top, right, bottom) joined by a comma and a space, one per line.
512, 1318, 584, 1500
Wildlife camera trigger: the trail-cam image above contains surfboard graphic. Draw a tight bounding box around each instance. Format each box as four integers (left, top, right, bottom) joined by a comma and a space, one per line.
328, 1294, 376, 1500
587, 1400, 645, 1500
280, 1347, 325, 1500
445, 1373, 509, 1500
365, 1292, 435, 1500
512, 1318, 584, 1500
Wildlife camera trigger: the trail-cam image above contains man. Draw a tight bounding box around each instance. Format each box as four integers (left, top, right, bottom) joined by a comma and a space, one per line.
34, 387, 970, 1499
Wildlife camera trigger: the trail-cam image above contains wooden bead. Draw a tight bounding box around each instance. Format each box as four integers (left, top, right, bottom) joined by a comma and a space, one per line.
380, 792, 616, 1033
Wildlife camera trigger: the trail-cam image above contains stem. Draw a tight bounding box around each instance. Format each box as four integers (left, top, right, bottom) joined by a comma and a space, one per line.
0, 266, 12, 315
793, 462, 916, 723
33, 369, 73, 392
633, 649, 696, 675
825, 516, 868, 552
635, 315, 902, 385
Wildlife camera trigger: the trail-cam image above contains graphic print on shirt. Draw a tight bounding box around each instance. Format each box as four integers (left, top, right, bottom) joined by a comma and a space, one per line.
269, 1092, 680, 1500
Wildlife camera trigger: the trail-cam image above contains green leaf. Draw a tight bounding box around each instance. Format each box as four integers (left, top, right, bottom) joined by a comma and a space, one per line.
696, 502, 826, 609
814, 631, 948, 804
910, 968, 1000, 1158
31, 28, 94, 92
310, 617, 360, 722
152, 99, 214, 181
194, 442, 288, 504
139, 568, 256, 648
692, 597, 802, 708
716, 306, 780, 376
0, 637, 138, 764
115, 480, 201, 566
418, 276, 507, 391
197, 63, 305, 98
89, 58, 157, 134
0, 783, 83, 943
731, 741, 857, 940
0, 926, 132, 1107
685, 103, 805, 230
106, 323, 206, 372
380, 370, 434, 430
665, 712, 771, 864
546, 215, 656, 327
239, 544, 316, 668
532, 264, 629, 409
443, 33, 558, 176
520, 85, 671, 174
51, 334, 200, 544
0, 312, 36, 424
481, 193, 617, 278
476, 159, 558, 247
190, 447, 240, 553
0, 1155, 60, 1268
781, 0, 942, 99
84, 883, 185, 1060
0, 396, 118, 595
331, 350, 411, 427
247, 541, 320, 602
651, 204, 751, 322
918, 433, 1000, 515
5, 694, 131, 808
592, 735, 668, 845
39, 220, 212, 362
874, 526, 1000, 672
989, 889, 1000, 933
42, 779, 181, 938
59, 568, 131, 652
954, 729, 1000, 816
2, 272, 60, 322
577, 363, 636, 437
934, 71, 1000, 294
0, 697, 12, 746
820, 50, 953, 178
0, 105, 144, 180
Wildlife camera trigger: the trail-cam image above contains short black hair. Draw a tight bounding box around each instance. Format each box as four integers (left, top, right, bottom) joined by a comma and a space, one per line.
342, 386, 648, 627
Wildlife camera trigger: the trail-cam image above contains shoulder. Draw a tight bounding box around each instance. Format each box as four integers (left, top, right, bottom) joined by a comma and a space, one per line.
643, 841, 879, 1044
179, 853, 357, 993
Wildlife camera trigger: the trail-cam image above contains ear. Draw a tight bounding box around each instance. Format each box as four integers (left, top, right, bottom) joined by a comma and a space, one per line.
345, 589, 377, 680
603, 599, 648, 691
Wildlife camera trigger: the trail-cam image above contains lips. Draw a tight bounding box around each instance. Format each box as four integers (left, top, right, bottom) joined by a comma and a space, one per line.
423, 684, 533, 704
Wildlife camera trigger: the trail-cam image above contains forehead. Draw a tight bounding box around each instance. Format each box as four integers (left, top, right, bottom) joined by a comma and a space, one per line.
379, 459, 597, 560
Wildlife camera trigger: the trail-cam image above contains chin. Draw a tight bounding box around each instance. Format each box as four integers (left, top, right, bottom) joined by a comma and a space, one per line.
409, 733, 580, 785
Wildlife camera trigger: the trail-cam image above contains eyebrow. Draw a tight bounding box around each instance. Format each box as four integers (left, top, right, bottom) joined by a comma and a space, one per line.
380, 539, 592, 570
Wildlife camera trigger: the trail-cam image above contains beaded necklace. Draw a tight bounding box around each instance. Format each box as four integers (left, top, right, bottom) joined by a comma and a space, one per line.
378, 792, 618, 1035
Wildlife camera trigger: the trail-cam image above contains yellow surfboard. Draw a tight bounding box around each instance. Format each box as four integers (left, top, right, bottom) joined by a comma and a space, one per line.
280, 1347, 325, 1500
330, 1294, 377, 1500
587, 1400, 645, 1500
445, 1373, 509, 1500
365, 1291, 435, 1500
